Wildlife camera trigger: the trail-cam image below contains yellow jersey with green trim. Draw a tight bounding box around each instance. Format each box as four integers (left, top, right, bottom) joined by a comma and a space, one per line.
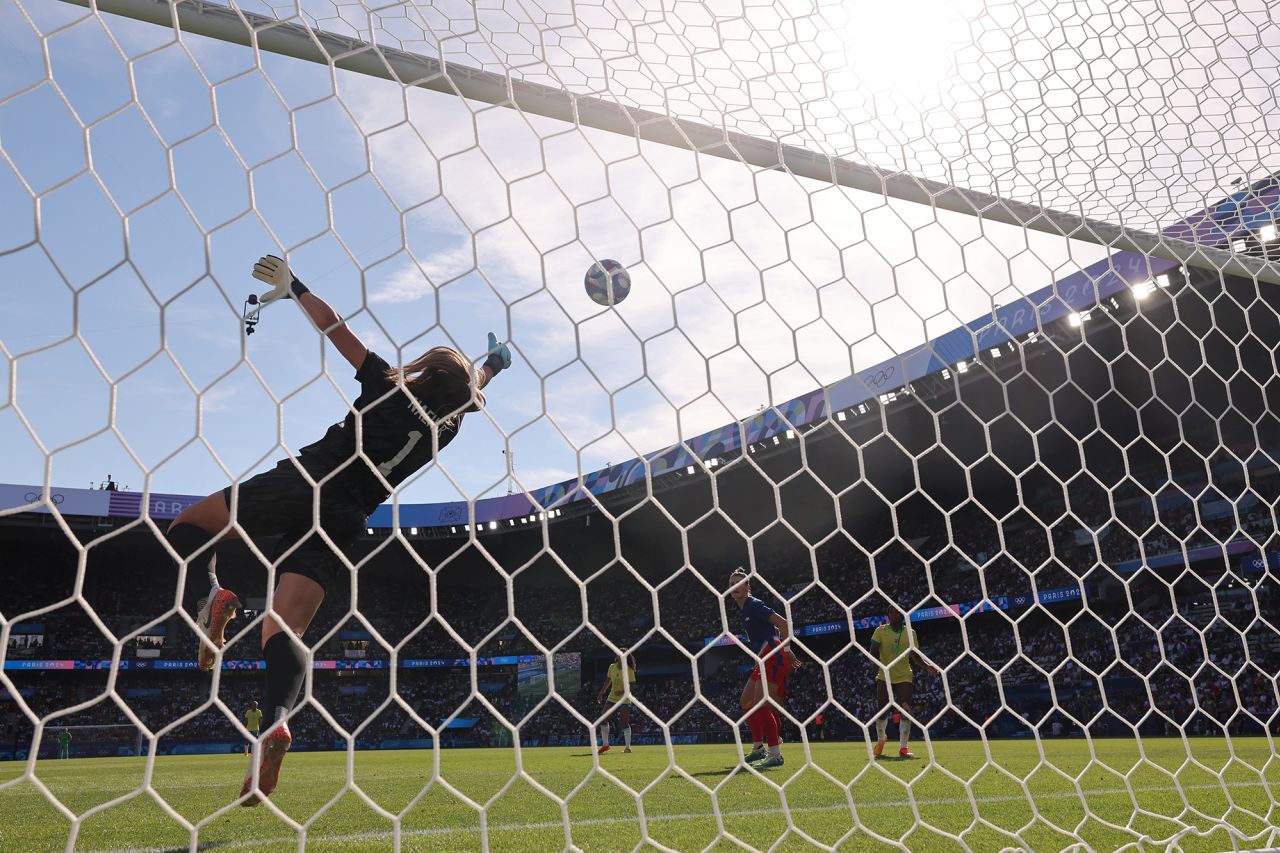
872, 623, 917, 684
245, 707, 263, 731
606, 662, 634, 702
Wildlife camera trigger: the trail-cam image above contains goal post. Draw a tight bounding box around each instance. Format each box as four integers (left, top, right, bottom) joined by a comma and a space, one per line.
58, 0, 1280, 287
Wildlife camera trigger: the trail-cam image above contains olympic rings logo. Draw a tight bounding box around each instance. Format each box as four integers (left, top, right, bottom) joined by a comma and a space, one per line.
24, 491, 64, 504
862, 366, 895, 388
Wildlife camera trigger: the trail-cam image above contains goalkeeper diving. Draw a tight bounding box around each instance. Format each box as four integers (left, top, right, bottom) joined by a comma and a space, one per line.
162, 255, 511, 805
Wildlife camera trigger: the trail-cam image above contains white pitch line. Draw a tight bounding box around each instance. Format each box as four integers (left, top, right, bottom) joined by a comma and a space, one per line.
88, 780, 1274, 853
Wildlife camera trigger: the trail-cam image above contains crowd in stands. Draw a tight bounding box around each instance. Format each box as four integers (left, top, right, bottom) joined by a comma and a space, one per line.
5, 419, 1280, 758
6, 569, 1277, 760
5, 470, 1277, 668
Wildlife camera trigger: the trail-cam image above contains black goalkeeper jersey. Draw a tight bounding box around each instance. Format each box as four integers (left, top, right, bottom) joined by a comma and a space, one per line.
294, 351, 463, 514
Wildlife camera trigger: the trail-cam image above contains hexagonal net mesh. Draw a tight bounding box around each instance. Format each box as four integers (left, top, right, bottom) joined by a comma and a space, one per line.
4, 0, 1280, 849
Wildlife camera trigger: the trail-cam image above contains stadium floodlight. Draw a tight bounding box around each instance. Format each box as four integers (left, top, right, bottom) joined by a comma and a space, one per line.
1132, 280, 1156, 300
1261, 224, 1278, 242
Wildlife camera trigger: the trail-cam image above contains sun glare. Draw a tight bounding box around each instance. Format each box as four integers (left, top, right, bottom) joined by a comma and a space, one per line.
842, 0, 969, 102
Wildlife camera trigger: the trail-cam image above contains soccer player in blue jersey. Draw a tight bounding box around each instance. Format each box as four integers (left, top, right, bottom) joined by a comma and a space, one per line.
728, 568, 798, 769
163, 255, 511, 805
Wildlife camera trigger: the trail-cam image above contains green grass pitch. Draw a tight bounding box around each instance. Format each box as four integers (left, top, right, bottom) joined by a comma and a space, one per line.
2, 738, 1278, 851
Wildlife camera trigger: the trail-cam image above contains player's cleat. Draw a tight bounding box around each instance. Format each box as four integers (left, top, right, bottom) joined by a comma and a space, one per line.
873, 738, 887, 758
597, 744, 611, 754
623, 747, 632, 753
754, 755, 785, 769
744, 746, 768, 764
195, 586, 240, 672
240, 722, 292, 806
899, 747, 914, 759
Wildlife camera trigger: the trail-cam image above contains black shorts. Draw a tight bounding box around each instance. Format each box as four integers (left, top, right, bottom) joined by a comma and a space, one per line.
223, 463, 367, 589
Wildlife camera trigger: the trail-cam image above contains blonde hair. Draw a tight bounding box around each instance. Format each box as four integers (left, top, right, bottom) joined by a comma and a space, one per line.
385, 347, 483, 419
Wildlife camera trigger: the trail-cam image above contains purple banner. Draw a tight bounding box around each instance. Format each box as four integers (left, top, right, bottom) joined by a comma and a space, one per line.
107, 490, 203, 521
703, 587, 1081, 644
1163, 174, 1280, 246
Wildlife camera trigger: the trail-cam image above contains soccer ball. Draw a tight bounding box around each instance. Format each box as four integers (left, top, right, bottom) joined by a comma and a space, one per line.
584, 259, 631, 306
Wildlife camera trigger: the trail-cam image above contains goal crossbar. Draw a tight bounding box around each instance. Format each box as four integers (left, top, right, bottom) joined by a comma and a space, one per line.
65, 0, 1280, 287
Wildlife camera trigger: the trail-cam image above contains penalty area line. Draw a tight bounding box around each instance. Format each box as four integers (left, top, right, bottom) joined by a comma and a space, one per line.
89, 780, 1272, 853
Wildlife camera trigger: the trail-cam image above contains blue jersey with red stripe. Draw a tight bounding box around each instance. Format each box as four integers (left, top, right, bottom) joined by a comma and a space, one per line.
739, 595, 779, 653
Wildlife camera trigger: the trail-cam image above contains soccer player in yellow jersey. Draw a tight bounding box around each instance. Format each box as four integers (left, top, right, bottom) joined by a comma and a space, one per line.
243, 701, 263, 756
870, 609, 936, 759
595, 650, 637, 754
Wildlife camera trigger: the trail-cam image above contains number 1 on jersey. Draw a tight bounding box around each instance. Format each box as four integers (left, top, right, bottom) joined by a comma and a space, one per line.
378, 430, 423, 477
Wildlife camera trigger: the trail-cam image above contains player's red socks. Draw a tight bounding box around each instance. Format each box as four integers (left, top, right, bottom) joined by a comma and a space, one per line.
761, 709, 781, 747
748, 707, 779, 747
747, 708, 764, 744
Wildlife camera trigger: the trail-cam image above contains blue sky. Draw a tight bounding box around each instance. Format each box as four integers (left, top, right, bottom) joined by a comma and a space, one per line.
1, 0, 1276, 508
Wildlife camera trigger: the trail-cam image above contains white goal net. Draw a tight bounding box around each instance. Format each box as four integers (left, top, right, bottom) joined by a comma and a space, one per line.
3, 0, 1280, 850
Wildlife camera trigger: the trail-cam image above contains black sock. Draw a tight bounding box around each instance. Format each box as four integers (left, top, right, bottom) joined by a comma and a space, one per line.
263, 632, 307, 730
166, 522, 214, 559
166, 523, 215, 612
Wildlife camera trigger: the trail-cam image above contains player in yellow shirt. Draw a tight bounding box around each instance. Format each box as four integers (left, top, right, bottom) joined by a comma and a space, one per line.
870, 609, 937, 759
595, 650, 637, 754
243, 701, 263, 756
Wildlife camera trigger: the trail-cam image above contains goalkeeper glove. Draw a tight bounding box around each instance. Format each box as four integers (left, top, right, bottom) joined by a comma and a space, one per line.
484, 332, 512, 377
251, 255, 310, 305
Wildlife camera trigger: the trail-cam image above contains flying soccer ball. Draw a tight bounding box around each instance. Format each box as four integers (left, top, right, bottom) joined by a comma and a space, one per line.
584, 259, 631, 307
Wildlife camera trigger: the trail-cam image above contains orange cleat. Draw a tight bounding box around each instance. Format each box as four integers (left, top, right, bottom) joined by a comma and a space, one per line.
873, 738, 887, 758
597, 743, 611, 754
196, 587, 240, 672
899, 746, 914, 759
241, 722, 292, 806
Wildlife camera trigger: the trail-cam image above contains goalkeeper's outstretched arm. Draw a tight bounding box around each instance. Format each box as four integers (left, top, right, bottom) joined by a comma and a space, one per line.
252, 255, 513, 385
252, 255, 368, 370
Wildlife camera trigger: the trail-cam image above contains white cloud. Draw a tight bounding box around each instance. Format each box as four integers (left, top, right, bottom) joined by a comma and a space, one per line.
367, 263, 431, 305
